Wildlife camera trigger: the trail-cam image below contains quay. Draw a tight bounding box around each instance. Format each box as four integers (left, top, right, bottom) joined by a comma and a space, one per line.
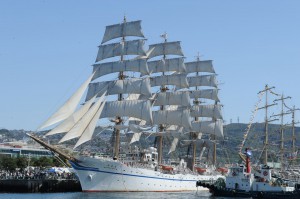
0, 179, 81, 193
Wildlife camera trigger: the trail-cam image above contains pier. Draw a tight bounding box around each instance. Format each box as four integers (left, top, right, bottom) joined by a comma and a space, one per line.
0, 179, 81, 193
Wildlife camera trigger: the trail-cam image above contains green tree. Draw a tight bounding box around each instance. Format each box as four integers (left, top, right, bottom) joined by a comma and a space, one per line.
0, 156, 17, 171
37, 156, 53, 167
52, 157, 65, 167
16, 156, 27, 170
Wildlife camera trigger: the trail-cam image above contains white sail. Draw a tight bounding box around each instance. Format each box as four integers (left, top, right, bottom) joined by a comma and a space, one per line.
185, 60, 215, 74
38, 73, 94, 130
145, 58, 186, 75
188, 89, 219, 101
189, 120, 223, 138
85, 78, 151, 101
92, 59, 149, 80
168, 137, 179, 154
102, 20, 144, 44
150, 74, 188, 88
154, 92, 190, 106
128, 119, 146, 126
96, 39, 146, 62
59, 93, 106, 143
129, 132, 142, 144
147, 41, 184, 59
190, 104, 222, 119
133, 47, 155, 60
127, 93, 140, 101
184, 75, 217, 88
45, 96, 96, 136
152, 109, 191, 129
199, 146, 206, 160
73, 100, 106, 148
101, 100, 152, 123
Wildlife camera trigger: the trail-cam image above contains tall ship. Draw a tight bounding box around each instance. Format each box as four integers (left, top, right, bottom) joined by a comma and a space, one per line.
33, 17, 225, 192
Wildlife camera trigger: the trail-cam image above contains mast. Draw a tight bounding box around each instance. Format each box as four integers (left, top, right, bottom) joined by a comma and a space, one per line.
284, 105, 300, 166
212, 100, 218, 166
291, 107, 300, 165
191, 53, 200, 171
147, 33, 187, 165
83, 18, 150, 151
273, 94, 291, 169
113, 16, 126, 160
157, 32, 167, 164
258, 85, 277, 165
183, 54, 222, 170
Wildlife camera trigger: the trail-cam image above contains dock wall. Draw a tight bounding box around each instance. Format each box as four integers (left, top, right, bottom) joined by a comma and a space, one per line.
0, 179, 82, 193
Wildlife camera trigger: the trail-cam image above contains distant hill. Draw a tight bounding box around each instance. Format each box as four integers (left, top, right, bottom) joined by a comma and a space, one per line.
1, 123, 300, 164
222, 123, 300, 163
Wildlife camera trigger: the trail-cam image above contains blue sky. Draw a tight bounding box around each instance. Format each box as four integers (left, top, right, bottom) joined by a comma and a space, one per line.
0, 0, 300, 130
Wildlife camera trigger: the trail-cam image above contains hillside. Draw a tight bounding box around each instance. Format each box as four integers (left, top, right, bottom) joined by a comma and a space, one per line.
1, 123, 299, 165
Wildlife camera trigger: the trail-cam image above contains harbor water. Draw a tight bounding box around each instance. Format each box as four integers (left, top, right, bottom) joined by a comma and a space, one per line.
0, 191, 241, 199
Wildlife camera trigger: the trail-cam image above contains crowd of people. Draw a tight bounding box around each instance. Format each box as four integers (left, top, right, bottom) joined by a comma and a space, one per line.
0, 167, 78, 180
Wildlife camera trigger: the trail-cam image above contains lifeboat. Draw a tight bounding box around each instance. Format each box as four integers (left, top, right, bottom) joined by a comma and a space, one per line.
217, 167, 228, 174
160, 165, 173, 171
195, 167, 206, 173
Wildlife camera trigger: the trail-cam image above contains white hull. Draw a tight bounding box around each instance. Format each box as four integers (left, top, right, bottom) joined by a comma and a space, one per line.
70, 156, 223, 192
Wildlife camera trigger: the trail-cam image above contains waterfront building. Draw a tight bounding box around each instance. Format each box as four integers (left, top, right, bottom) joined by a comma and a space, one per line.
0, 144, 52, 158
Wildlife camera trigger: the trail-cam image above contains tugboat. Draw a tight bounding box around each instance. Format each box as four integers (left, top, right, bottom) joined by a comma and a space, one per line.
196, 148, 300, 198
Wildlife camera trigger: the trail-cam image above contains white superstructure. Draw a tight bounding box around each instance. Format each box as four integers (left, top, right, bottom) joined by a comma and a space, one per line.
226, 164, 294, 192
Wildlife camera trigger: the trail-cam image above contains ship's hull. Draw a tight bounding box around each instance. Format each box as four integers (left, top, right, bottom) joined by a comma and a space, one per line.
70, 156, 223, 192
197, 181, 300, 199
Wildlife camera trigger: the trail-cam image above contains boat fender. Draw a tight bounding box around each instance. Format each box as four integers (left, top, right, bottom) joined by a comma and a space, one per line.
88, 174, 93, 181
232, 190, 236, 196
258, 191, 263, 199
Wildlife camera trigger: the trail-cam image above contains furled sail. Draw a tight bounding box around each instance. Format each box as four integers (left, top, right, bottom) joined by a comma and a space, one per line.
145, 58, 186, 75
45, 95, 97, 136
96, 39, 146, 62
85, 78, 151, 101
152, 109, 191, 129
101, 100, 152, 123
185, 60, 215, 73
153, 92, 190, 106
38, 73, 94, 130
147, 41, 184, 59
102, 20, 144, 44
150, 74, 188, 88
59, 93, 106, 143
92, 59, 149, 80
189, 120, 223, 138
190, 104, 222, 119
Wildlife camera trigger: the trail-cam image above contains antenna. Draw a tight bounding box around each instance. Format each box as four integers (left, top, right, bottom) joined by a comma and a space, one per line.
195, 52, 203, 61
160, 32, 168, 42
